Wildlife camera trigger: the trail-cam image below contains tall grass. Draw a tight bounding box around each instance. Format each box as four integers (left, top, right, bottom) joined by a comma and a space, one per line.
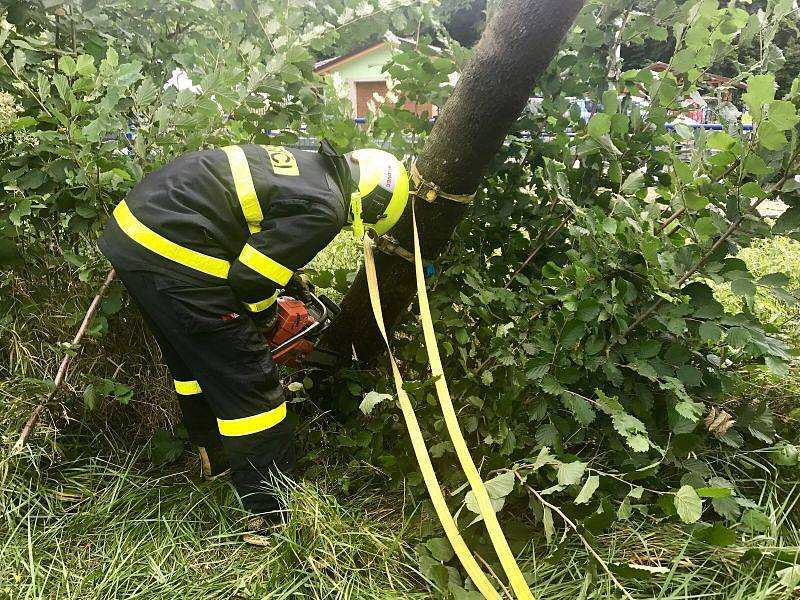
2, 238, 799, 598
0, 439, 431, 599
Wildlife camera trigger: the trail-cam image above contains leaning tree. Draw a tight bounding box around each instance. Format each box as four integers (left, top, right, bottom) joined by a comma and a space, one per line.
319, 0, 585, 360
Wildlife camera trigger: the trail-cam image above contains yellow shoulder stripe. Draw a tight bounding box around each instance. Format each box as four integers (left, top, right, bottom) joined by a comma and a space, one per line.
217, 402, 287, 437
244, 291, 279, 313
221, 146, 263, 234
238, 244, 292, 285
113, 201, 231, 279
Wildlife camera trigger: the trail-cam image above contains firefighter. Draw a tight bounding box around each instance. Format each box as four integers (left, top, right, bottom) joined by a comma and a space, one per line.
98, 140, 409, 543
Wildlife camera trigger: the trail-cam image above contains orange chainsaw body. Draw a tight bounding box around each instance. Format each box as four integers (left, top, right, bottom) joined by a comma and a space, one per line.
269, 296, 317, 368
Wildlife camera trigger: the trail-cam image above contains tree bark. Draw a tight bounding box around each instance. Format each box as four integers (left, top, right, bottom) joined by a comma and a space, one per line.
320, 0, 584, 362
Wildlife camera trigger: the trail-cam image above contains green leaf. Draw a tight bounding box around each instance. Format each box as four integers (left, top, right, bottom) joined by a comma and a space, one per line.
765, 356, 789, 376
731, 278, 757, 301
602, 217, 618, 234
359, 391, 392, 415
76, 54, 96, 76
134, 78, 159, 106
556, 461, 587, 486
684, 192, 708, 210
60, 55, 77, 77
561, 391, 596, 426
672, 48, 696, 73
767, 100, 799, 130
694, 217, 717, 240
539, 375, 563, 395
777, 565, 800, 592
526, 363, 549, 380
83, 384, 97, 410
759, 121, 788, 150
425, 537, 454, 562
536, 423, 559, 446
741, 508, 771, 533
150, 429, 184, 466
621, 171, 645, 194
757, 272, 790, 286
464, 471, 515, 517
542, 506, 555, 544
743, 154, 773, 175
532, 446, 559, 471
598, 88, 616, 113
612, 412, 650, 452
673, 158, 694, 184
696, 487, 732, 498
574, 475, 600, 504
743, 74, 776, 118
740, 181, 766, 199
105, 47, 119, 68
727, 327, 751, 348
699, 322, 723, 344
667, 318, 686, 335
677, 365, 702, 388
9, 199, 31, 226
114, 383, 133, 404
707, 131, 736, 151
712, 495, 741, 521
674, 485, 703, 523
587, 113, 611, 138
694, 522, 736, 547
450, 585, 484, 600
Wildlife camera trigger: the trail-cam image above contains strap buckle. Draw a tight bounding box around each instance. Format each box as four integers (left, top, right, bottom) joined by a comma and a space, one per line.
409, 163, 476, 205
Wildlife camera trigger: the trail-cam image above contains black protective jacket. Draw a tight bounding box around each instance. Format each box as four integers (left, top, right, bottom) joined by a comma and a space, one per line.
99, 140, 352, 315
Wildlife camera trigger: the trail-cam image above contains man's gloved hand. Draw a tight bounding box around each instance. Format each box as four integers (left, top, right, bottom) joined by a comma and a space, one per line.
284, 272, 314, 303
253, 303, 279, 340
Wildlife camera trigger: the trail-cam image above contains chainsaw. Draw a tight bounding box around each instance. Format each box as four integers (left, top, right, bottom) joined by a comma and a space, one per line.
267, 293, 340, 369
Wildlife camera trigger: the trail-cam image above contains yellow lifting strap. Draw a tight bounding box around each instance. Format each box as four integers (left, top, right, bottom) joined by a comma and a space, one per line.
410, 200, 535, 600
363, 236, 500, 600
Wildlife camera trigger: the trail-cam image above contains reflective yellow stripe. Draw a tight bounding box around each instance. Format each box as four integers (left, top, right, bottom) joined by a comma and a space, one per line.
238, 244, 292, 285
245, 291, 279, 313
217, 402, 287, 437
113, 201, 230, 279
262, 145, 299, 176
174, 380, 202, 395
222, 146, 263, 234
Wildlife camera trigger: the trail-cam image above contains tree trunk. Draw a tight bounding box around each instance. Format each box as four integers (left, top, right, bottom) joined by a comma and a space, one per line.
320, 0, 584, 362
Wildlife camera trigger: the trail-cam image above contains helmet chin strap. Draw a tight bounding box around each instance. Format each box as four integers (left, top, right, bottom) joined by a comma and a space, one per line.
350, 191, 365, 240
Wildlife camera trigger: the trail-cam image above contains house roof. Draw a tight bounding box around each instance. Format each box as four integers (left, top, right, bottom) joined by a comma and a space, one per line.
314, 31, 441, 74
314, 40, 388, 74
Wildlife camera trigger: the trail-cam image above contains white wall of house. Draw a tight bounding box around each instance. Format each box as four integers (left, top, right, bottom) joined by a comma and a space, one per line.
320, 43, 395, 116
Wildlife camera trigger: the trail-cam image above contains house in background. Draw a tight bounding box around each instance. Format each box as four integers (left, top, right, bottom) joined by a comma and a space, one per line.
315, 32, 439, 120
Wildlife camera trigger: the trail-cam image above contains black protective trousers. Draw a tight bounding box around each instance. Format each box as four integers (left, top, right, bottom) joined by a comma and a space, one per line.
116, 267, 294, 514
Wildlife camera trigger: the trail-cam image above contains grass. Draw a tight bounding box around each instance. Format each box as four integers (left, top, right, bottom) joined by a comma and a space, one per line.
3, 434, 799, 598
1, 238, 800, 598
0, 443, 430, 599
